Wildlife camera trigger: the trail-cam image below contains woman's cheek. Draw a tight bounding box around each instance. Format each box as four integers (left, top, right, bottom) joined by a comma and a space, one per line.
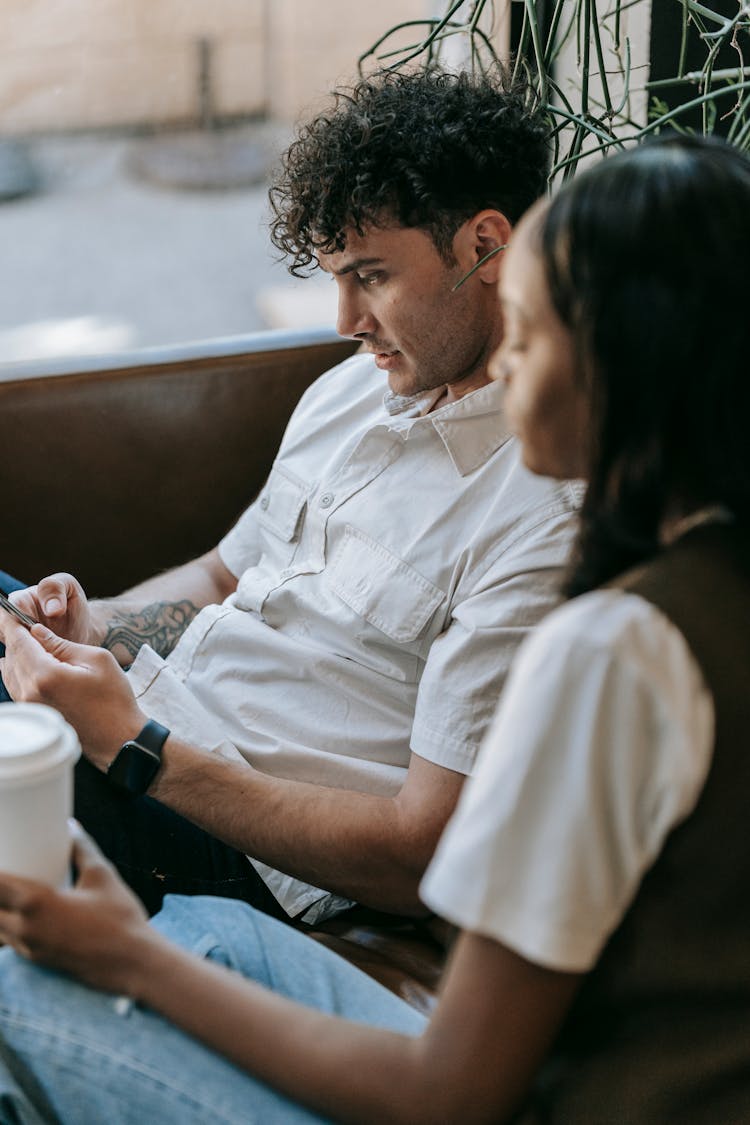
502, 378, 527, 441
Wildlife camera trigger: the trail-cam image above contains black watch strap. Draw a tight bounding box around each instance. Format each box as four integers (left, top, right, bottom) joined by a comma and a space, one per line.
107, 719, 170, 795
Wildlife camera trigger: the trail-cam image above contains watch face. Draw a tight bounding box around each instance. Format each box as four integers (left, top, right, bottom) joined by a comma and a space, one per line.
107, 741, 161, 795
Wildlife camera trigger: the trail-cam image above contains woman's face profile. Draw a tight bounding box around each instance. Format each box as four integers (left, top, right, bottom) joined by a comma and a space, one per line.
492, 206, 589, 482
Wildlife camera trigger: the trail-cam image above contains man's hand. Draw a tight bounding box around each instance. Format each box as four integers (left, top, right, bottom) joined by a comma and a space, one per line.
0, 621, 147, 766
0, 823, 155, 996
0, 573, 95, 646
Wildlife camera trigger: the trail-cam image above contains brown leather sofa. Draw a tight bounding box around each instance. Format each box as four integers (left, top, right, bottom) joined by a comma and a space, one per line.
1, 328, 444, 1015
2, 330, 356, 595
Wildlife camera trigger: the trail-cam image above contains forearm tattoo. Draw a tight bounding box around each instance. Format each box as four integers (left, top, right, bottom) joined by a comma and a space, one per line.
102, 600, 200, 661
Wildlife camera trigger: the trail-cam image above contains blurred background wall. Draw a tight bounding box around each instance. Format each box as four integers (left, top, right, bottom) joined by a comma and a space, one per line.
0, 1, 657, 367
0, 1, 440, 135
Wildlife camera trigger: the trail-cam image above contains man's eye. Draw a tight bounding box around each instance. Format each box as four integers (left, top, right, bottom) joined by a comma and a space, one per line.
358, 273, 383, 286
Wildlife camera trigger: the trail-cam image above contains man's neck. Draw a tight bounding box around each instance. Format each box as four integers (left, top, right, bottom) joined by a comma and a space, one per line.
425, 371, 492, 414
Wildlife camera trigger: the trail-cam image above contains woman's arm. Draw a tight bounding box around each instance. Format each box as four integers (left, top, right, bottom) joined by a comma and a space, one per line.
143, 928, 579, 1125
0, 829, 580, 1125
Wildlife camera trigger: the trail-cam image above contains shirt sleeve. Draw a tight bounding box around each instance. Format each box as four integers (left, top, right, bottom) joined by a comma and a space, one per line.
409, 504, 579, 774
218, 502, 263, 579
419, 590, 714, 972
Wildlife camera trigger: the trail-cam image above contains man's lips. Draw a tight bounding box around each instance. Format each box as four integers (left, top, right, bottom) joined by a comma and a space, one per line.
365, 344, 397, 355
365, 345, 401, 370
373, 350, 401, 371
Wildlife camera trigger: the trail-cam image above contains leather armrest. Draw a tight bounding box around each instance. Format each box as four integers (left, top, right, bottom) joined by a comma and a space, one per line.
308, 907, 447, 1016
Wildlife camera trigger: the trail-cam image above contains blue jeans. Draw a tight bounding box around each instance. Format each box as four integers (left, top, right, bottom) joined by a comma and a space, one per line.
0, 896, 426, 1124
0, 571, 25, 704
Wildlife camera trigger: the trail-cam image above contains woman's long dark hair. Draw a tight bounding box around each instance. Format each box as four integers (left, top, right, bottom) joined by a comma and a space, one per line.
538, 135, 750, 596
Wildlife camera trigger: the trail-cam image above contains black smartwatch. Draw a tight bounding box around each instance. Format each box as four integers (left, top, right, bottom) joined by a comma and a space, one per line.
107, 719, 170, 795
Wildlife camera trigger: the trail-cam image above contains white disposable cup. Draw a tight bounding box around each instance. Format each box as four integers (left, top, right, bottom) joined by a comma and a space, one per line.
0, 702, 81, 887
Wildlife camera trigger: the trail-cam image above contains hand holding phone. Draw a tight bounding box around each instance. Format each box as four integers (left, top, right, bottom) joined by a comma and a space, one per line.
0, 590, 37, 629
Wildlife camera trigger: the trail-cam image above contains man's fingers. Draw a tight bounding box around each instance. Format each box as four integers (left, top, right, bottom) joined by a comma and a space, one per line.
2, 625, 87, 702
6, 588, 38, 618
36, 573, 80, 618
1, 618, 40, 656
29, 624, 88, 666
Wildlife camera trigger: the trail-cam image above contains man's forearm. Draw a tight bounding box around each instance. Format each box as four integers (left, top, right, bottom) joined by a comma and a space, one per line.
148, 738, 454, 914
90, 549, 237, 665
91, 598, 201, 664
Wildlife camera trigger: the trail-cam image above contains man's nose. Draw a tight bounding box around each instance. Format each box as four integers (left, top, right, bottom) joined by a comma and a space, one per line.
336, 287, 377, 340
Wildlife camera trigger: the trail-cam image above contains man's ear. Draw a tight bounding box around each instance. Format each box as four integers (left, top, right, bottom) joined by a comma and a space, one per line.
456, 210, 512, 284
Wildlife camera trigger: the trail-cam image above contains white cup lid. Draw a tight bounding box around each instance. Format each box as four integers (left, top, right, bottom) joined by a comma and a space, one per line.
0, 703, 81, 780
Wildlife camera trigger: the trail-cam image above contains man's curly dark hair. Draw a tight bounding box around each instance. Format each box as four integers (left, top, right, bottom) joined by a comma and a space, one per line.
269, 66, 550, 276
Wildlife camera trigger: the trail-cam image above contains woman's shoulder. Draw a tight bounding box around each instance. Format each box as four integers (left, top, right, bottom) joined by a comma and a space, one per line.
528, 587, 693, 667
509, 586, 711, 732
422, 586, 715, 971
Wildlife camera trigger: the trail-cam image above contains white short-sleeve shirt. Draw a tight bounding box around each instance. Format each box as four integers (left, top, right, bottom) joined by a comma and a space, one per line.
127, 353, 581, 916
421, 589, 714, 971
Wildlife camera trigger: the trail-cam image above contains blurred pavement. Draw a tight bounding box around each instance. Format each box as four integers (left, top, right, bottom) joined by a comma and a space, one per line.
0, 124, 338, 377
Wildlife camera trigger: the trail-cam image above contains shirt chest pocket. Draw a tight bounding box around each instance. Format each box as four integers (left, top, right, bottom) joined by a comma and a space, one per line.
256, 465, 308, 561
327, 524, 445, 644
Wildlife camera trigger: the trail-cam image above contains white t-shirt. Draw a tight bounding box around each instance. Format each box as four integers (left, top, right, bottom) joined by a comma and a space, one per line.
421, 588, 714, 972
127, 353, 581, 916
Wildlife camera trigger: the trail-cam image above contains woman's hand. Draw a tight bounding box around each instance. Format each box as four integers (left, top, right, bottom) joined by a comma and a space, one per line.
0, 824, 153, 996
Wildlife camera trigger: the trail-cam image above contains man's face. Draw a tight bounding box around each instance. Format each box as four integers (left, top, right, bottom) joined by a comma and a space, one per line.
318, 222, 502, 400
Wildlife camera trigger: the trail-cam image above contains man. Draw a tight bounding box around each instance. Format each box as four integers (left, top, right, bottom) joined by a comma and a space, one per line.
0, 67, 581, 925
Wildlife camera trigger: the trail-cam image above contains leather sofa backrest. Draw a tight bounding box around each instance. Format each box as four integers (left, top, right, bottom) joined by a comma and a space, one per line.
2, 330, 356, 595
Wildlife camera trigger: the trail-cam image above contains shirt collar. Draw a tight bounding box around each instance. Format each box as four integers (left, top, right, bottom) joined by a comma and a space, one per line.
383, 379, 513, 477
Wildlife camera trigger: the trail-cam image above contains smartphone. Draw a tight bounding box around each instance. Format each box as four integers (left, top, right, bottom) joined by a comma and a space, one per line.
0, 590, 37, 629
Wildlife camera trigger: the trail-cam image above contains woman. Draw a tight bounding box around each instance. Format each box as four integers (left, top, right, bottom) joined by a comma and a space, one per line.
1, 133, 749, 1124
